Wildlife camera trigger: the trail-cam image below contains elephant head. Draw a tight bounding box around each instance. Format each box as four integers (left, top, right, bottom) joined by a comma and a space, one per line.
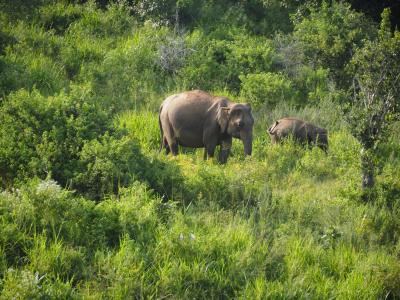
217, 102, 254, 156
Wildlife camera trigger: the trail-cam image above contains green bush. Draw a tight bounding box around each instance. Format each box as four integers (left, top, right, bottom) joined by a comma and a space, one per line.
117, 111, 160, 152
64, 0, 135, 39
88, 27, 168, 112
73, 133, 146, 200
293, 1, 375, 88
0, 48, 66, 97
178, 31, 275, 91
240, 72, 296, 108
60, 33, 105, 80
0, 21, 65, 96
0, 220, 31, 268
0, 87, 110, 188
36, 2, 83, 34
0, 13, 15, 55
291, 66, 331, 105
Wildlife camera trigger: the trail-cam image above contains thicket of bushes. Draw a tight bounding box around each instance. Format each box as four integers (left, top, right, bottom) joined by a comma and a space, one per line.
1, 0, 400, 298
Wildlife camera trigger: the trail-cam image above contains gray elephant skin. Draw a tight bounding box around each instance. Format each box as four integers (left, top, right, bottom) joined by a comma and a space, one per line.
159, 90, 254, 163
267, 117, 328, 152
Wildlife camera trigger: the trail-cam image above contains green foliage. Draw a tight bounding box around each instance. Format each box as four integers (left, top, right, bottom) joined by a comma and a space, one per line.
0, 24, 66, 96
74, 133, 146, 199
240, 72, 296, 108
88, 26, 170, 111
153, 213, 267, 299
347, 11, 400, 149
1, 0, 400, 298
64, 0, 135, 38
178, 31, 275, 91
132, 0, 295, 35
293, 1, 375, 88
36, 2, 84, 34
345, 8, 400, 194
1, 269, 74, 299
117, 111, 160, 152
28, 235, 85, 283
0, 87, 110, 188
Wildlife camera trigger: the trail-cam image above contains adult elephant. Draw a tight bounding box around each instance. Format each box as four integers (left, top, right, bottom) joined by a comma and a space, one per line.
159, 90, 254, 163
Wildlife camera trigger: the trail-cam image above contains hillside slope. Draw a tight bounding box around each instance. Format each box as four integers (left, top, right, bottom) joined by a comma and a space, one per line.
1, 1, 400, 298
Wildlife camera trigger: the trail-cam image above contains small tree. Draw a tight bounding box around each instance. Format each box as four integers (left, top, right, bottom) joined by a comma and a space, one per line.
347, 8, 400, 200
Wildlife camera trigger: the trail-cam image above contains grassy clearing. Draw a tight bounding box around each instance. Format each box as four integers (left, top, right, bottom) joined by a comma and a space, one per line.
2, 110, 399, 298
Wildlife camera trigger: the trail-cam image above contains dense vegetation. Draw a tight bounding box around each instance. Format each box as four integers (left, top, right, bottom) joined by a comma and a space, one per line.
1, 0, 400, 298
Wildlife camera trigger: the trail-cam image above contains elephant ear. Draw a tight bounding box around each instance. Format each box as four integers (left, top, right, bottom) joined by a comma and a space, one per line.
217, 107, 230, 133
245, 103, 252, 112
268, 121, 279, 133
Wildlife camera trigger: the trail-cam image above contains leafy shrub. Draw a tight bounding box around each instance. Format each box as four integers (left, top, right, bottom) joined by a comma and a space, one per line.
36, 2, 83, 34
60, 34, 105, 79
72, 127, 187, 201
0, 13, 15, 55
0, 49, 66, 97
66, 0, 135, 38
0, 21, 65, 96
0, 218, 31, 268
291, 66, 331, 105
178, 31, 275, 91
293, 1, 375, 87
87, 25, 171, 111
74, 133, 146, 200
240, 72, 296, 108
0, 55, 25, 98
7, 20, 62, 58
0, 87, 110, 188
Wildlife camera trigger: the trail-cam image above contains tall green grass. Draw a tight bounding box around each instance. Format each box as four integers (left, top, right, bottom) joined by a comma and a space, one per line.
1, 106, 399, 299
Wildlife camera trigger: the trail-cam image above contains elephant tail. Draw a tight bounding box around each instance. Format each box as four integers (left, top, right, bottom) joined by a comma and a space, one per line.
158, 104, 164, 152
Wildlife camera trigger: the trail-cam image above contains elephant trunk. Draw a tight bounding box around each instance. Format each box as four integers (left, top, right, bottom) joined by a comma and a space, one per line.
240, 130, 253, 156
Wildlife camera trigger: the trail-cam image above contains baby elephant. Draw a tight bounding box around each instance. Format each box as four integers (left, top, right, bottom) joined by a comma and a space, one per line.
267, 117, 328, 152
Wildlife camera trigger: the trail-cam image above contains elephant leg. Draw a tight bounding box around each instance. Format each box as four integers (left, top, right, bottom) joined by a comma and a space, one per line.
204, 138, 217, 160
165, 144, 171, 155
161, 136, 171, 155
218, 137, 232, 164
207, 145, 217, 158
169, 142, 179, 156
162, 121, 179, 156
203, 127, 218, 160
218, 149, 229, 163
164, 135, 178, 155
